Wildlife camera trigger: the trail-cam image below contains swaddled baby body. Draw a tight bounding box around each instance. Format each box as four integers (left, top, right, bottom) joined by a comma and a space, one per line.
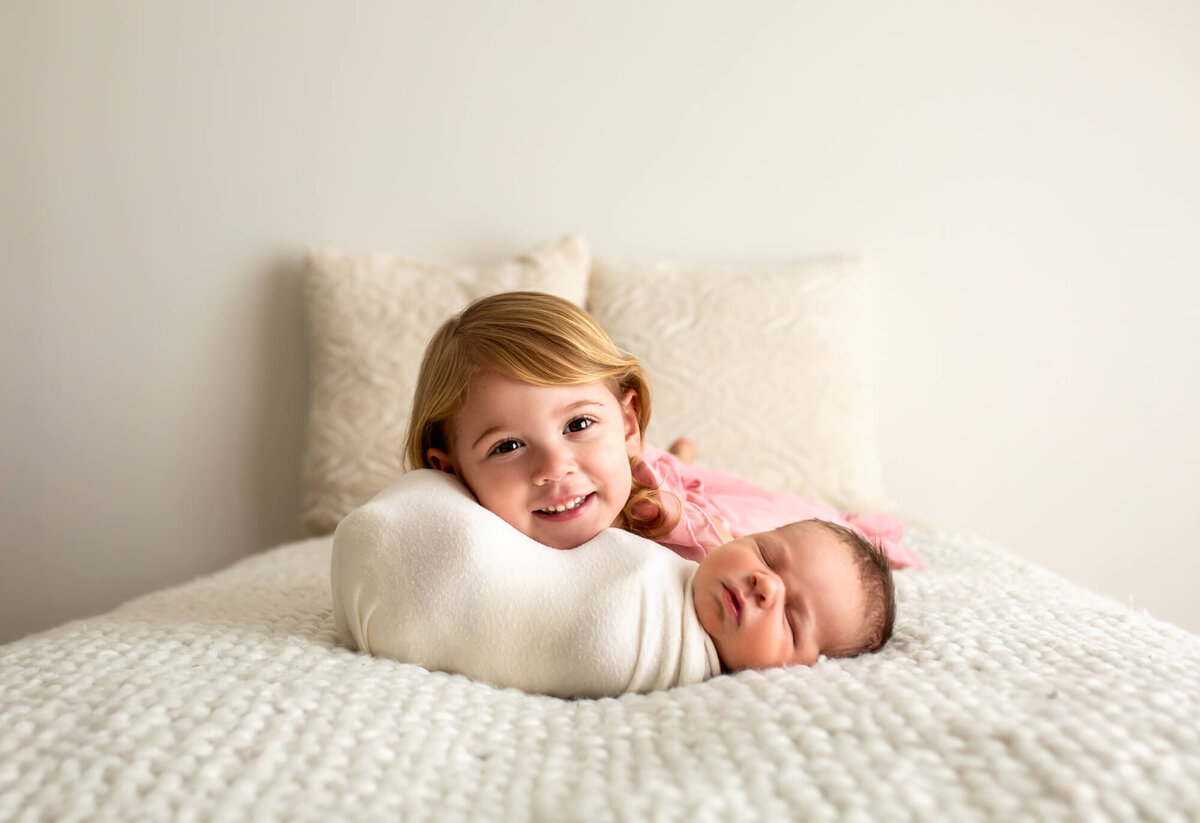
332, 471, 894, 698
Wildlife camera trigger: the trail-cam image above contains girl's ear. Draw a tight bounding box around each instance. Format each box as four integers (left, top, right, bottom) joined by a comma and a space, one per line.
620, 389, 642, 458
425, 448, 456, 476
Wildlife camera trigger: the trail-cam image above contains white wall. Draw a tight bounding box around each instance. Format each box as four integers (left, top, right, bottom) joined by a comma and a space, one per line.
3, 0, 1198, 642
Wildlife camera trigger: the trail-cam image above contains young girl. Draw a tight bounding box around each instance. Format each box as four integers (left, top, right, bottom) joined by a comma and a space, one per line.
406, 290, 921, 569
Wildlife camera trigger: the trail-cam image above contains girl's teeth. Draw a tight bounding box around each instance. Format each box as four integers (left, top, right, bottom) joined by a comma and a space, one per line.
543, 495, 586, 513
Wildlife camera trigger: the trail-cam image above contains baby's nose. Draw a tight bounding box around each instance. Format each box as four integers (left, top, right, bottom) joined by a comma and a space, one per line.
751, 571, 781, 606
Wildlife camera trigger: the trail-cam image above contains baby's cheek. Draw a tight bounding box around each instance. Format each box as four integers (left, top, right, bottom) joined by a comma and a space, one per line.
737, 631, 782, 671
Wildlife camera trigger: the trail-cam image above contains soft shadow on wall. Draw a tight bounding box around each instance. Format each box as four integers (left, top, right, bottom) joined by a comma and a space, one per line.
250, 254, 310, 551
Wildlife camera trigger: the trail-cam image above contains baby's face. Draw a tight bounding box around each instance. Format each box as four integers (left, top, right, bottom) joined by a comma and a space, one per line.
692, 520, 868, 670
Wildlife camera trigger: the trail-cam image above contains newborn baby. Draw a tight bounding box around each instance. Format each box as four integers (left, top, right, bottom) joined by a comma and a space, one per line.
332, 471, 895, 698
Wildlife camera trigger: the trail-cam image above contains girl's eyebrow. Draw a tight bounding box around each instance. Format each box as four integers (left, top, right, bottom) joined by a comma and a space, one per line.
471, 425, 510, 450
560, 399, 605, 412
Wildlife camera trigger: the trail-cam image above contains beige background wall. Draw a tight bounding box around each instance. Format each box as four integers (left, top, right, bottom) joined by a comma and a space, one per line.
3, 1, 1198, 642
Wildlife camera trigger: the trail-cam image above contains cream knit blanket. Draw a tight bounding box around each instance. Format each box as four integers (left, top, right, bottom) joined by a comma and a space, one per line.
3, 525, 1199, 820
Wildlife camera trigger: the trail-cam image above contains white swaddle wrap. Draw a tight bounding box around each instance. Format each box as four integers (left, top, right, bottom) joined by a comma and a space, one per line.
331, 470, 720, 698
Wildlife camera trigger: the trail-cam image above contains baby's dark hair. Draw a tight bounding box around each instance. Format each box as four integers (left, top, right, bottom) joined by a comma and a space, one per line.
813, 519, 896, 657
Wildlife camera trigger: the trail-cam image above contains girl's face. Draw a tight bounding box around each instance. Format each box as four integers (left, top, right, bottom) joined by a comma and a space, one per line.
426, 370, 642, 549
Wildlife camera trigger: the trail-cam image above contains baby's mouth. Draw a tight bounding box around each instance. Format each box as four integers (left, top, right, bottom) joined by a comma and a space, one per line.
722, 584, 743, 625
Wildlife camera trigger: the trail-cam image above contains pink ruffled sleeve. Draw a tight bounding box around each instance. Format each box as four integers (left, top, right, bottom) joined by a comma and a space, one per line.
631, 448, 730, 563
632, 444, 923, 569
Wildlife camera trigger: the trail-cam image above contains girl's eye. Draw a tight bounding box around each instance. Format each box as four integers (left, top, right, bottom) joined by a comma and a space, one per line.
565, 416, 595, 434
490, 439, 522, 456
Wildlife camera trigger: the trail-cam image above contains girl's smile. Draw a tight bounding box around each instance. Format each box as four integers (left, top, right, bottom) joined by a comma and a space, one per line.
425, 370, 642, 549
534, 492, 594, 518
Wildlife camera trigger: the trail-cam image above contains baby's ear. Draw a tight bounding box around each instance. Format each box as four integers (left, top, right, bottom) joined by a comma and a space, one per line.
425, 448, 456, 476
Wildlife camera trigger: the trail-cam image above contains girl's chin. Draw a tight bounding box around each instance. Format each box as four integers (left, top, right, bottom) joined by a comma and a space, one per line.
535, 523, 602, 550
534, 522, 623, 550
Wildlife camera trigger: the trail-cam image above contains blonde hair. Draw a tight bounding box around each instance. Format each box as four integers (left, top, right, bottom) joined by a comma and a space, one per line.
405, 291, 678, 539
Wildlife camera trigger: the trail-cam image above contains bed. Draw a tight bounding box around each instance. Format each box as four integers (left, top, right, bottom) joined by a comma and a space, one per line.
3, 237, 1199, 821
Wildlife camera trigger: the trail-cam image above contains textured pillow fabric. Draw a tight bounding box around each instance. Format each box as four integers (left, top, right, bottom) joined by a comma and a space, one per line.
301, 236, 590, 535
587, 257, 889, 513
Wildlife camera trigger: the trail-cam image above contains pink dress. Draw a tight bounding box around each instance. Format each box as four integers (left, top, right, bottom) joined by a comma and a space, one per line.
632, 444, 923, 569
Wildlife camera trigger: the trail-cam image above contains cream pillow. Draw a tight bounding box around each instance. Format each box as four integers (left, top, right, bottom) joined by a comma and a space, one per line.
301, 236, 590, 535
587, 257, 889, 513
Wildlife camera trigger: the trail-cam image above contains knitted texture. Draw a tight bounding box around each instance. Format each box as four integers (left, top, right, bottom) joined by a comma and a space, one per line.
588, 257, 889, 513
3, 530, 1198, 821
300, 236, 590, 535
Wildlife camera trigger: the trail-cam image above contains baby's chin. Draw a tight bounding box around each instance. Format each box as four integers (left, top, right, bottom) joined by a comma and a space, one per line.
710, 638, 743, 673
712, 640, 807, 673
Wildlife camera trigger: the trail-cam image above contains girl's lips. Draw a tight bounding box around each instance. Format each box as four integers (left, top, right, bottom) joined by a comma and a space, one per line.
722, 584, 743, 625
532, 492, 595, 521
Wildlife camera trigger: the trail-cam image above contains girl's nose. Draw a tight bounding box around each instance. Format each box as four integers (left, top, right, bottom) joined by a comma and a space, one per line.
532, 445, 574, 484
750, 571, 781, 608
